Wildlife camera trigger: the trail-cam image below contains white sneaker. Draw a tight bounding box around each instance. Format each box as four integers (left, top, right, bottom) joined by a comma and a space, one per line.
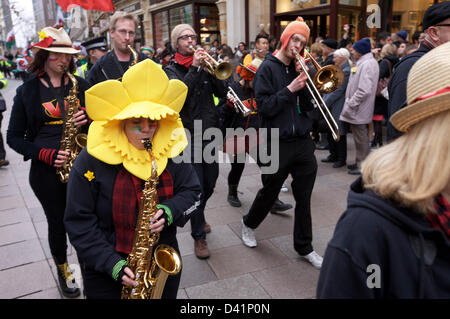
281, 183, 288, 192
301, 251, 323, 269
241, 219, 257, 247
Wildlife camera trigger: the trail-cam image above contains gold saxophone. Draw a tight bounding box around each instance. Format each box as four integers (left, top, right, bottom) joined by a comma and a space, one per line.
121, 138, 182, 299
56, 72, 87, 183
128, 44, 138, 67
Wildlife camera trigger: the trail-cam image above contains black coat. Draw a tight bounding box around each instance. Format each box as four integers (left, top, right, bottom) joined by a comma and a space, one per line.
386, 41, 433, 141
164, 62, 228, 135
64, 149, 201, 278
7, 74, 90, 161
373, 55, 399, 116
86, 50, 149, 86
253, 54, 314, 141
317, 177, 450, 298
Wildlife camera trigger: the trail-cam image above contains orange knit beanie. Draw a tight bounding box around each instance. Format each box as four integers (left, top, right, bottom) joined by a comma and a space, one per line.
280, 17, 310, 53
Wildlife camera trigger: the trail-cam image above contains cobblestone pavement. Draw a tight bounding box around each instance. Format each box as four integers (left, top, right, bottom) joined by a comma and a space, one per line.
0, 78, 359, 299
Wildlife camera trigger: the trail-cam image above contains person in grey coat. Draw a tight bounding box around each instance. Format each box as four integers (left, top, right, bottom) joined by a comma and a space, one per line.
320, 48, 351, 168
340, 38, 379, 175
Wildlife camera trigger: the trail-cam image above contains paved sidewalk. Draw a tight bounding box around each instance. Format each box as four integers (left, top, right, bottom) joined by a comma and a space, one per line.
0, 78, 358, 299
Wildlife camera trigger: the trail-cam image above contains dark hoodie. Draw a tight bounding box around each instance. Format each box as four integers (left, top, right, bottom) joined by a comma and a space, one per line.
317, 177, 450, 298
253, 54, 314, 141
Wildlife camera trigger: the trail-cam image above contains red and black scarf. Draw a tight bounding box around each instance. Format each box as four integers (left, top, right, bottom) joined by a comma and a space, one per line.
174, 52, 194, 69
427, 194, 450, 239
112, 167, 174, 254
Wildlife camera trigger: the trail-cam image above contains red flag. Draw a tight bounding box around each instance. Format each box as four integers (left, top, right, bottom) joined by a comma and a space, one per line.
56, 0, 115, 13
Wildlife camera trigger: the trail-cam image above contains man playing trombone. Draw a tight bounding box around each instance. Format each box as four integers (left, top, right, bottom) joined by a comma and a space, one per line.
164, 24, 228, 260
241, 17, 323, 269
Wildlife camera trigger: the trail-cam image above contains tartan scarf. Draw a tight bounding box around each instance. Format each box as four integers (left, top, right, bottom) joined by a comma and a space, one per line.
112, 167, 174, 254
427, 194, 450, 239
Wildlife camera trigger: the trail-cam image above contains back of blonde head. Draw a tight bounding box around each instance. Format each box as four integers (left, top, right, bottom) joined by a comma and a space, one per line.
362, 110, 450, 214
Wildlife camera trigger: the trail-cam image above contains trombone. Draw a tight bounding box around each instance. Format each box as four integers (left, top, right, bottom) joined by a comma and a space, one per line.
189, 45, 232, 80
294, 50, 341, 141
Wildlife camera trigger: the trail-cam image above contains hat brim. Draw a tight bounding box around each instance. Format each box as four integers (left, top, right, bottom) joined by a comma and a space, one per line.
390, 91, 450, 132
32, 46, 80, 54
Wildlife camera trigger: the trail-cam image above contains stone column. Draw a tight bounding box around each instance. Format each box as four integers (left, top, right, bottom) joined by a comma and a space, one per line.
226, 0, 246, 49
216, 0, 227, 44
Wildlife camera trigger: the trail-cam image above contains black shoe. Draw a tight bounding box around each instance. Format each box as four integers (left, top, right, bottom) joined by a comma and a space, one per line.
56, 262, 81, 298
316, 144, 329, 150
0, 159, 9, 167
227, 184, 242, 207
347, 163, 358, 170
321, 156, 337, 163
332, 161, 346, 168
271, 199, 293, 213
348, 168, 361, 175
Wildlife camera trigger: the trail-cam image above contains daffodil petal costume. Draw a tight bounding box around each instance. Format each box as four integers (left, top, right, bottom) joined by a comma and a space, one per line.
85, 59, 188, 179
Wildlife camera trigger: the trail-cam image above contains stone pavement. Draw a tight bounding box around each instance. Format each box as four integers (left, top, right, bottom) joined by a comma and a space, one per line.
0, 78, 358, 299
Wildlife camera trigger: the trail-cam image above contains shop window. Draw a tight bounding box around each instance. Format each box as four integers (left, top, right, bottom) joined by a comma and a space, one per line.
169, 5, 193, 27
199, 4, 220, 45
153, 10, 169, 49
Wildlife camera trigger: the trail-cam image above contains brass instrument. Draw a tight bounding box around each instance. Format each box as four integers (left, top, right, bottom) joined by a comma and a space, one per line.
227, 86, 252, 117
121, 138, 182, 299
56, 71, 87, 183
294, 50, 341, 141
128, 44, 138, 67
189, 45, 232, 80
303, 50, 344, 94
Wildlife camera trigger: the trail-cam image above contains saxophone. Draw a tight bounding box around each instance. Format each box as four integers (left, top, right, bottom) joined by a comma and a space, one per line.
56, 71, 87, 183
128, 44, 138, 67
121, 138, 182, 299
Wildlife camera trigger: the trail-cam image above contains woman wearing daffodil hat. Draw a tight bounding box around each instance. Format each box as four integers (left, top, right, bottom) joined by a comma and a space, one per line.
64, 60, 201, 299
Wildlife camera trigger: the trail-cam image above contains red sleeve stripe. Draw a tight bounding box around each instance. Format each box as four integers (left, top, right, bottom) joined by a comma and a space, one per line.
39, 148, 56, 166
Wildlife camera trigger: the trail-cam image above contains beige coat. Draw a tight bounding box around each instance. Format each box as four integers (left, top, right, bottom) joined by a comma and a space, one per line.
340, 52, 379, 125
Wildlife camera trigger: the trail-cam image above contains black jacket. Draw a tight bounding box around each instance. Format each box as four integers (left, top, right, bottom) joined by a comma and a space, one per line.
64, 149, 201, 278
253, 54, 314, 141
164, 61, 228, 134
7, 74, 90, 161
86, 50, 149, 86
386, 41, 433, 141
317, 178, 450, 298
374, 55, 399, 116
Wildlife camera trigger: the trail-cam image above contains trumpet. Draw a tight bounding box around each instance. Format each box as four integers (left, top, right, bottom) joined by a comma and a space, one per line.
294, 50, 341, 141
189, 45, 232, 80
227, 86, 253, 117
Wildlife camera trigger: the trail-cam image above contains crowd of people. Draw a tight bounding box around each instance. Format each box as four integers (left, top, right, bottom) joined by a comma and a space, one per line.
0, 1, 449, 299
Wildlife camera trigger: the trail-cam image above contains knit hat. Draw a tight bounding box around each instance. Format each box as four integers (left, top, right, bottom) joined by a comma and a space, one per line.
85, 59, 188, 179
352, 38, 371, 55
280, 17, 310, 53
397, 30, 408, 41
422, 1, 450, 30
32, 27, 80, 54
171, 24, 196, 51
390, 41, 450, 132
321, 38, 338, 50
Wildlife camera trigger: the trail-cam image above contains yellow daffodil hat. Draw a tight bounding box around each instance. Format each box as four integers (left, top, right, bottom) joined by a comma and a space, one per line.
85, 59, 188, 180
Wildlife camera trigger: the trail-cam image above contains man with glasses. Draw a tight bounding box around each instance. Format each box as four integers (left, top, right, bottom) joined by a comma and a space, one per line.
387, 1, 450, 141
163, 24, 228, 260
87, 11, 148, 86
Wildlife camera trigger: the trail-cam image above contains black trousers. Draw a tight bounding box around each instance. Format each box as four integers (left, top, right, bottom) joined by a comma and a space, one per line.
327, 133, 347, 162
243, 136, 317, 255
0, 113, 5, 160
29, 160, 68, 263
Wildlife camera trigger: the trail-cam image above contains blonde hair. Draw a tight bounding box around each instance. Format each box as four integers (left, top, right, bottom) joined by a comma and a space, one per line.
109, 11, 138, 31
310, 42, 322, 56
381, 43, 397, 58
361, 110, 450, 214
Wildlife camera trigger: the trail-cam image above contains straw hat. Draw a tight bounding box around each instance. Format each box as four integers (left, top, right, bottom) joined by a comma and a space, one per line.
32, 27, 80, 54
236, 53, 263, 81
390, 41, 450, 132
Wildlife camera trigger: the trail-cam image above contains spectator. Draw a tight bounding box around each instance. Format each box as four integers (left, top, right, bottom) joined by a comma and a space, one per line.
317, 42, 450, 298
320, 38, 338, 66
387, 1, 450, 141
340, 38, 379, 175
309, 42, 323, 65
